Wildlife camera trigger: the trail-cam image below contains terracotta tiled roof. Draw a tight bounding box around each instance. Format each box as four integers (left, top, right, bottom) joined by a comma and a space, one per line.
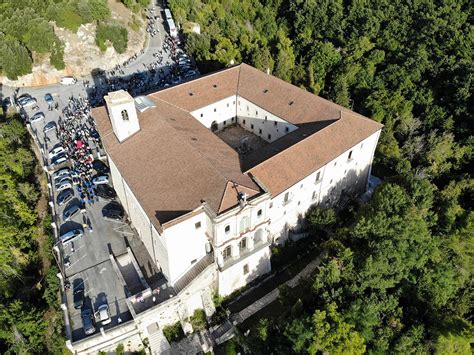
93, 63, 382, 229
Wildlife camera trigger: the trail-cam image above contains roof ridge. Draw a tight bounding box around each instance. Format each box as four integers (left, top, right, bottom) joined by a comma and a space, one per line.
150, 97, 240, 188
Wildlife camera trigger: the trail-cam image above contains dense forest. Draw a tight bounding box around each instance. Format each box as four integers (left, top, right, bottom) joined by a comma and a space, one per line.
0, 0, 138, 80
170, 0, 473, 352
0, 115, 65, 353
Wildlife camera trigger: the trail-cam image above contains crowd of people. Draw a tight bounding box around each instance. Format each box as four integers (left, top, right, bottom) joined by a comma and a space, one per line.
83, 35, 198, 107
56, 96, 100, 206
146, 7, 160, 37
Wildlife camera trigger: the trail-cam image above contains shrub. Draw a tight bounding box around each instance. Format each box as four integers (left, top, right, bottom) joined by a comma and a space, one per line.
96, 22, 128, 54
116, 343, 124, 354
43, 266, 60, 309
190, 309, 207, 331
162, 322, 184, 343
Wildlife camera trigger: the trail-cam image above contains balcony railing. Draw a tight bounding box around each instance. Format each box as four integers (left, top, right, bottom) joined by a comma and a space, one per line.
219, 240, 271, 272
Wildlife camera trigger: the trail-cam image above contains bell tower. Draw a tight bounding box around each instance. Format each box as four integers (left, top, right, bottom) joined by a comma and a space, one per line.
104, 90, 140, 142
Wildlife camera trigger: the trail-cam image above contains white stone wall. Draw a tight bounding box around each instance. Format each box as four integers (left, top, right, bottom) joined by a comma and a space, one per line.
163, 212, 211, 284
236, 97, 298, 143
105, 95, 140, 142
108, 157, 170, 278
190, 96, 237, 130
217, 245, 271, 296
267, 129, 381, 243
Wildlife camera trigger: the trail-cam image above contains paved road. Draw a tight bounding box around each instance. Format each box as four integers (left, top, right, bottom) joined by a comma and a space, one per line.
0, 2, 181, 104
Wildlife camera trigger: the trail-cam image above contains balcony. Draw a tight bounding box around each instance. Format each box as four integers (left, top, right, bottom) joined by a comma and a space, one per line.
218, 240, 271, 272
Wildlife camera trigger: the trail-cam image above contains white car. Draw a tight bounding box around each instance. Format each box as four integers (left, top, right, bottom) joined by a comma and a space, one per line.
49, 146, 66, 159
56, 181, 72, 192
92, 175, 109, 185
53, 168, 70, 181
96, 304, 111, 325
30, 112, 45, 123
60, 76, 77, 85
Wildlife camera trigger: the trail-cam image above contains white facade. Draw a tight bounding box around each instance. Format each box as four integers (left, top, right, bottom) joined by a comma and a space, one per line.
105, 95, 381, 298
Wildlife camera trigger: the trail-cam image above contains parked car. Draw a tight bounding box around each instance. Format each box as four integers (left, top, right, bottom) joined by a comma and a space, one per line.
43, 121, 57, 133
73, 283, 84, 309
57, 188, 74, 206
96, 304, 111, 326
44, 93, 54, 105
95, 184, 116, 200
49, 146, 66, 159
59, 228, 83, 245
81, 307, 96, 335
51, 154, 68, 168
20, 97, 37, 107
30, 112, 45, 123
53, 168, 70, 181
63, 203, 81, 221
55, 176, 72, 188
17, 94, 31, 106
102, 201, 124, 220
92, 175, 109, 185
56, 180, 72, 192
60, 76, 77, 85
92, 160, 109, 174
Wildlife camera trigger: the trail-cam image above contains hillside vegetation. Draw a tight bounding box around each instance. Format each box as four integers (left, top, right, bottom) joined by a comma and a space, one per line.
170, 0, 473, 352
0, 115, 65, 353
0, 0, 131, 80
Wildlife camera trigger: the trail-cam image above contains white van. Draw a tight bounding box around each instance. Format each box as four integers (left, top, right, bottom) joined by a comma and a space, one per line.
164, 8, 173, 20
60, 76, 77, 85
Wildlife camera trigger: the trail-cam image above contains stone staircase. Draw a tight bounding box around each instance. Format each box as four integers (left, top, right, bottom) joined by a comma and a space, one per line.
173, 253, 214, 294
147, 323, 171, 355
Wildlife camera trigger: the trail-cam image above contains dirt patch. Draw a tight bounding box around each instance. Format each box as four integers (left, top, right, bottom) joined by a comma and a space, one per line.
0, 0, 146, 87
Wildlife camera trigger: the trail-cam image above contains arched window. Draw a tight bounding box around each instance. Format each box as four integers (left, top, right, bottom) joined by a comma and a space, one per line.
239, 216, 249, 232
239, 237, 247, 251
211, 121, 218, 132
254, 229, 263, 244
222, 245, 232, 260
121, 109, 129, 121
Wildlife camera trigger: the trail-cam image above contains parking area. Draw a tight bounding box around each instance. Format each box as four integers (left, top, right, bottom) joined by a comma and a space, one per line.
23, 90, 140, 341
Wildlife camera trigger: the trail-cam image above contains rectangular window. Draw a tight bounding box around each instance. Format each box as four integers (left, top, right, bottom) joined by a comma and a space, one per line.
284, 192, 289, 203
227, 103, 229, 107
243, 264, 249, 274
256, 111, 258, 115
348, 150, 353, 160
268, 134, 271, 140
214, 108, 217, 112
223, 120, 226, 125
312, 191, 317, 200
257, 209, 262, 217
259, 129, 262, 134
195, 222, 201, 229
247, 105, 249, 111
238, 101, 241, 106
225, 225, 230, 234
315, 171, 321, 183
265, 116, 267, 121
285, 126, 289, 132
233, 101, 236, 105
251, 124, 254, 129
269, 202, 273, 209
274, 121, 277, 127
243, 119, 246, 125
